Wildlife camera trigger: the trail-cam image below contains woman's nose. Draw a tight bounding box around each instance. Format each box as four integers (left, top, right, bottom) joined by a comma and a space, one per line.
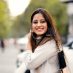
37, 22, 41, 26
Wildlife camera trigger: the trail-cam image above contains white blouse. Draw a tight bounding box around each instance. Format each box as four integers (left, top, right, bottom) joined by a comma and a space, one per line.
16, 39, 60, 73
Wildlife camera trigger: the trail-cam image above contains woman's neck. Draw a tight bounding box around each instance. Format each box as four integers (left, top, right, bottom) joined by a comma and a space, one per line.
36, 36, 42, 40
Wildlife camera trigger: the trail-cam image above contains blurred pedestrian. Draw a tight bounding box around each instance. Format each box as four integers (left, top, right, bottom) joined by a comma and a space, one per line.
0, 39, 5, 52
15, 8, 69, 73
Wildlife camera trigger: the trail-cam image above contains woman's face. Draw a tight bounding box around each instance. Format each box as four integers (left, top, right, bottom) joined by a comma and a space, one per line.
31, 13, 48, 36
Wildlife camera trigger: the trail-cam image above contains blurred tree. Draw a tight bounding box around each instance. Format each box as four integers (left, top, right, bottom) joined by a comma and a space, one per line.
0, 0, 11, 38
12, 0, 68, 39
11, 16, 28, 37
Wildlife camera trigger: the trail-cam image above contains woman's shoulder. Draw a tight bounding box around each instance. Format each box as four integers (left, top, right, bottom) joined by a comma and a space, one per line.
44, 39, 56, 45
38, 39, 56, 47
35, 39, 56, 51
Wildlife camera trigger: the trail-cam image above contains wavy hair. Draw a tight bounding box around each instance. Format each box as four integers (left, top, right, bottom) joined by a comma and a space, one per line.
30, 8, 62, 52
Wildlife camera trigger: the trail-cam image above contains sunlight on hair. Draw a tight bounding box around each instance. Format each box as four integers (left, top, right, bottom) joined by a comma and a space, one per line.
6, 0, 31, 17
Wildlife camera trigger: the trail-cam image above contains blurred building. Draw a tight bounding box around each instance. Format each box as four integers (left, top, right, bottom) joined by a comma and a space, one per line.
60, 0, 73, 43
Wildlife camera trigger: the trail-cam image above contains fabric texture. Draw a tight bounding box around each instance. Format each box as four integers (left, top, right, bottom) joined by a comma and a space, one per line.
15, 39, 60, 73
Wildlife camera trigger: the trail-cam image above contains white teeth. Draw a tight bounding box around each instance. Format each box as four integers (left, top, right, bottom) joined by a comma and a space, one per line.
37, 28, 43, 29
37, 28, 44, 30
35, 27, 44, 30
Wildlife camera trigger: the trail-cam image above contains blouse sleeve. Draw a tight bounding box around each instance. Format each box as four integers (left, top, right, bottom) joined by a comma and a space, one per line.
15, 50, 32, 73
27, 39, 57, 69
16, 50, 32, 68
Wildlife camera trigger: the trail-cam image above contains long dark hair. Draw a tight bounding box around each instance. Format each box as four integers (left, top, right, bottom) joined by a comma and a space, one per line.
30, 8, 62, 52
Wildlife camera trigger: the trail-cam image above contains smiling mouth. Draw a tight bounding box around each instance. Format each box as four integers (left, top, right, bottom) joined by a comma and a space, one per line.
36, 27, 44, 29
36, 28, 44, 31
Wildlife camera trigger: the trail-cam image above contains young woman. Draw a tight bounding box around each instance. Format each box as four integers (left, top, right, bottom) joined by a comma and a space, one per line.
15, 8, 68, 73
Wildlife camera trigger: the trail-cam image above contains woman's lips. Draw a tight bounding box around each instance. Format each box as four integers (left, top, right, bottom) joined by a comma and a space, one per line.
36, 27, 44, 31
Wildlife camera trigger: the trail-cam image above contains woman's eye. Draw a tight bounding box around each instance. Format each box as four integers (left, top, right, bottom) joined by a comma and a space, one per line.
33, 21, 38, 24
41, 20, 46, 23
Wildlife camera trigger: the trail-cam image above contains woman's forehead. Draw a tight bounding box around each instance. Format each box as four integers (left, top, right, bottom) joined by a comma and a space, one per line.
32, 13, 45, 20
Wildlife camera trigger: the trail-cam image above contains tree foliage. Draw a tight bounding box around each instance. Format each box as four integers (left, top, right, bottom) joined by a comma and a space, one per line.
0, 0, 68, 39
12, 0, 68, 37
0, 0, 11, 38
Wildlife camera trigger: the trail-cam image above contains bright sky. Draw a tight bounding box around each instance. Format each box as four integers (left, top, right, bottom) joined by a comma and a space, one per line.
6, 0, 31, 17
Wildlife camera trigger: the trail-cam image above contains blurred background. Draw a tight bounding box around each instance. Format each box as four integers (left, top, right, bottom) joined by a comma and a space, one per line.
0, 0, 73, 73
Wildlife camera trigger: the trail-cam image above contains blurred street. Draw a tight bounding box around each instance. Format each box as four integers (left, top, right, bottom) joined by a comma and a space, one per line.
63, 47, 73, 73
0, 45, 19, 73
0, 45, 73, 73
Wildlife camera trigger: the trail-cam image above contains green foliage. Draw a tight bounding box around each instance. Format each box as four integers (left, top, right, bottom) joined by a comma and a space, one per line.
0, 0, 68, 38
0, 0, 11, 38
11, 16, 28, 37
12, 0, 68, 37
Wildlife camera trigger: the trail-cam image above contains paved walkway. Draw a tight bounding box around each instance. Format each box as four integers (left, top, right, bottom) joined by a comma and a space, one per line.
0, 46, 19, 73
0, 46, 73, 73
63, 47, 73, 73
